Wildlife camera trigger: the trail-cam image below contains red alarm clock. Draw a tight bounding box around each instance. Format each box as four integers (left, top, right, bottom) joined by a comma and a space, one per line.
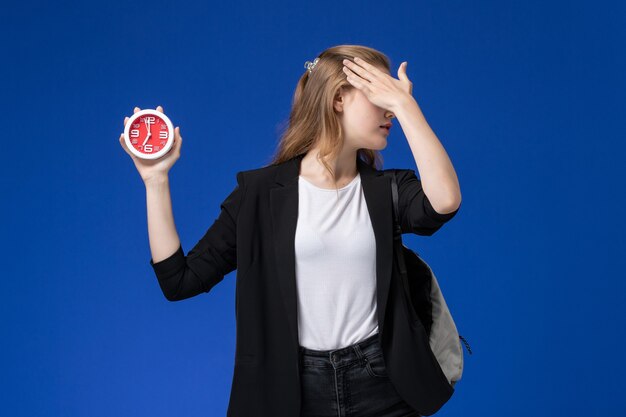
123, 109, 175, 160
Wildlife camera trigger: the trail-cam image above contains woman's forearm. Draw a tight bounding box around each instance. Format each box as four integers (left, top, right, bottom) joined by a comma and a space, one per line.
145, 175, 181, 263
392, 96, 462, 213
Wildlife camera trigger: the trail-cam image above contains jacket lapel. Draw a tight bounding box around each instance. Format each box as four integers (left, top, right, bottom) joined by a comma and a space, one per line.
269, 153, 393, 348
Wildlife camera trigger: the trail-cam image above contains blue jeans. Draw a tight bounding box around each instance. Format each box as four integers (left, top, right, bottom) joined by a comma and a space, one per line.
298, 332, 421, 417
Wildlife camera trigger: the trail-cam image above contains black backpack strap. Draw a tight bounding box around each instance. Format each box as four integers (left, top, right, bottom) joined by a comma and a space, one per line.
383, 170, 404, 251
386, 170, 401, 235
383, 171, 412, 309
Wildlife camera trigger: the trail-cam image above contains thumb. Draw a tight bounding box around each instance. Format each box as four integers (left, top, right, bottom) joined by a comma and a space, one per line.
119, 133, 130, 153
119, 133, 137, 160
397, 61, 409, 82
175, 127, 182, 148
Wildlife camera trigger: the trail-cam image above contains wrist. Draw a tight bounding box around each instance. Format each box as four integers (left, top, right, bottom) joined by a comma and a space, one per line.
144, 175, 169, 187
391, 95, 425, 123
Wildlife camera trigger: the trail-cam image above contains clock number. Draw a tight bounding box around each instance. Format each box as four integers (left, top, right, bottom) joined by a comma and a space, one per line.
144, 144, 153, 152
130, 129, 139, 138
159, 131, 168, 139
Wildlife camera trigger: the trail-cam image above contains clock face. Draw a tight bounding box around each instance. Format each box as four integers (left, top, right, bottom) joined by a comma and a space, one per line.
123, 109, 174, 160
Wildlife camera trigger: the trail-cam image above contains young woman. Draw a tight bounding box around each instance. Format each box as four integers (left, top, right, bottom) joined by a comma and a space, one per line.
119, 44, 461, 417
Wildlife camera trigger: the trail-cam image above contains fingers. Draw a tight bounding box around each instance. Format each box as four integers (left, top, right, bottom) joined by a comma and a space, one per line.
343, 61, 371, 83
123, 106, 141, 128
344, 57, 384, 82
124, 105, 166, 127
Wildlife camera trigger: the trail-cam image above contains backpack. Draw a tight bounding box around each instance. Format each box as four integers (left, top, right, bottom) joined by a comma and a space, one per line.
384, 170, 472, 387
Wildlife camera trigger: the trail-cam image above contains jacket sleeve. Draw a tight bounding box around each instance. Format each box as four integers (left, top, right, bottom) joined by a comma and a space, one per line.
149, 171, 246, 301
395, 168, 460, 236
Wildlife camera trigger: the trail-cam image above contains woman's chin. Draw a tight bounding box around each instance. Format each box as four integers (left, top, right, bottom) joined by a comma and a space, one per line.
374, 138, 388, 150
356, 137, 387, 151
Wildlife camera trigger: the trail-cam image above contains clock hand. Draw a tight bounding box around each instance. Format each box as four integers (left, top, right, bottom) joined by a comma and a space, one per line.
142, 123, 151, 146
142, 119, 152, 146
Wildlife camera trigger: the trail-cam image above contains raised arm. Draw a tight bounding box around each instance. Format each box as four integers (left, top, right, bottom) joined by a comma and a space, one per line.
119, 105, 244, 301
392, 95, 462, 214
149, 172, 245, 301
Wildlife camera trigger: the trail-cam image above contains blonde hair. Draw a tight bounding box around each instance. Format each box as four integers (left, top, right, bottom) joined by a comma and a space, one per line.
264, 45, 393, 186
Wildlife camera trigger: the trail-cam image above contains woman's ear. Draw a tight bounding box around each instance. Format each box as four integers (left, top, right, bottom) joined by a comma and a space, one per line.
333, 91, 344, 113
333, 86, 351, 113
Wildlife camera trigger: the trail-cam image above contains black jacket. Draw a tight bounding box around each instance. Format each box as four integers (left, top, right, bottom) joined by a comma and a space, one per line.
149, 153, 460, 416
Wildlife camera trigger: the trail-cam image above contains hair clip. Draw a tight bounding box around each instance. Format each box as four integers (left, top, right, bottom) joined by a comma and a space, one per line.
304, 57, 320, 74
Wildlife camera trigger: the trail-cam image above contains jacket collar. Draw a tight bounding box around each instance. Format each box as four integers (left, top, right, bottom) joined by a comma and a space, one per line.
269, 152, 394, 348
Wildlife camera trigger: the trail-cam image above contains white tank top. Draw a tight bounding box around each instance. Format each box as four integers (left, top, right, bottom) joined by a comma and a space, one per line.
295, 172, 379, 350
